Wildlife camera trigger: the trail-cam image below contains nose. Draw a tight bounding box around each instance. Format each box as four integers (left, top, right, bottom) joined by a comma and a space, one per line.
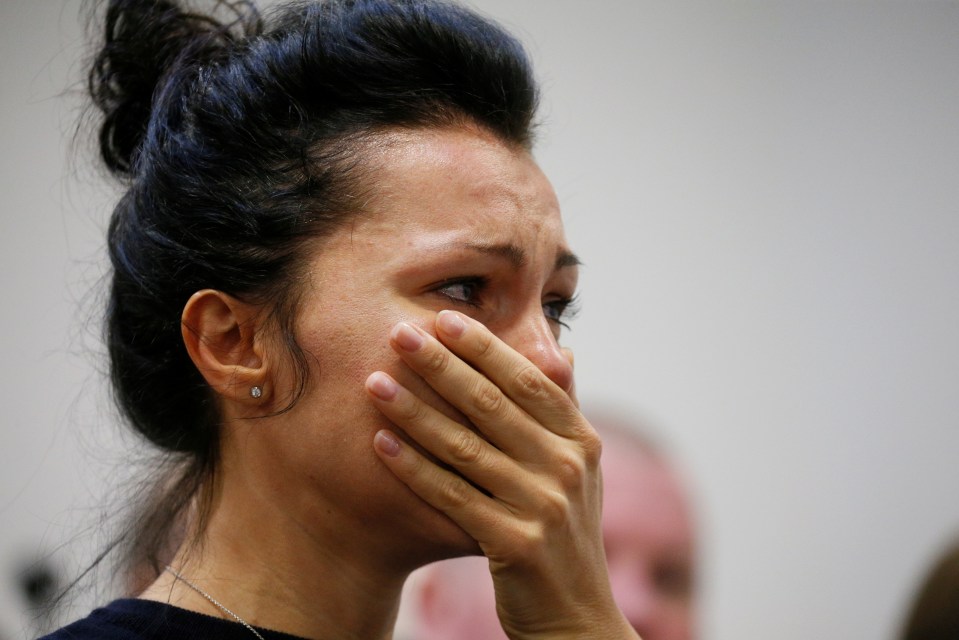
499, 309, 574, 393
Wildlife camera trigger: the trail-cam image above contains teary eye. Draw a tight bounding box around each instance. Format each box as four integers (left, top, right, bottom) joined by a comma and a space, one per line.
435, 277, 487, 307
543, 294, 580, 329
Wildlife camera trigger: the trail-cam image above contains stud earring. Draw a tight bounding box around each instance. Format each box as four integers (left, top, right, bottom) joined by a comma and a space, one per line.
250, 386, 263, 399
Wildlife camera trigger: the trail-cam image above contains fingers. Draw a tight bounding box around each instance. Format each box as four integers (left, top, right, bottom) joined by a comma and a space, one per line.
370, 426, 507, 535
366, 315, 631, 639
432, 311, 581, 437
366, 372, 590, 557
380, 313, 597, 467
391, 313, 582, 443
385, 321, 553, 457
562, 347, 580, 409
365, 371, 526, 502
369, 313, 601, 508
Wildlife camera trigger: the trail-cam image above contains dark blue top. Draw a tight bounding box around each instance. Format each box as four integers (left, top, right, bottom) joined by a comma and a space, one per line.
40, 599, 311, 639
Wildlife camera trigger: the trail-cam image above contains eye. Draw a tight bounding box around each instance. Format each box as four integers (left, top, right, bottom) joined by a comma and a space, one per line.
543, 293, 580, 329
434, 277, 487, 307
652, 560, 693, 602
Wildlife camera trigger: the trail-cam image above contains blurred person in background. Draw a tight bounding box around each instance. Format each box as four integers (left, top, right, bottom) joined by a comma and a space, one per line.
404, 413, 698, 640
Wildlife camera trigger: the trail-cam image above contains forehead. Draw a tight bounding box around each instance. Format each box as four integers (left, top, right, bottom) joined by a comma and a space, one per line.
353, 126, 565, 243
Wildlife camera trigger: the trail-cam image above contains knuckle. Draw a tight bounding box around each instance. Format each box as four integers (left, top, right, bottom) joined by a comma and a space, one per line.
400, 446, 427, 478
449, 429, 485, 467
471, 330, 495, 359
514, 364, 547, 399
539, 489, 572, 526
397, 396, 429, 424
469, 381, 504, 417
434, 474, 471, 511
554, 451, 588, 492
421, 347, 451, 375
580, 427, 603, 467
502, 523, 547, 564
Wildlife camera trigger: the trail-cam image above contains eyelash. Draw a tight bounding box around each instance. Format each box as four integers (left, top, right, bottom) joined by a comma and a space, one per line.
433, 277, 580, 329
544, 293, 580, 330
433, 277, 488, 308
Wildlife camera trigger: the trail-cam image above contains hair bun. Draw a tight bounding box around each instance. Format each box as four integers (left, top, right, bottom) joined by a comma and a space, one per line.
88, 0, 260, 176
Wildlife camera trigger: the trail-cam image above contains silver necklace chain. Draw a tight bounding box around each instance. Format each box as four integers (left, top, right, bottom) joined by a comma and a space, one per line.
164, 565, 266, 640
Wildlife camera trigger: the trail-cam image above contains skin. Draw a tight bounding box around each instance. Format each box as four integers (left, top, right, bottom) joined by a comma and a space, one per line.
411, 427, 697, 640
603, 438, 695, 640
140, 126, 638, 639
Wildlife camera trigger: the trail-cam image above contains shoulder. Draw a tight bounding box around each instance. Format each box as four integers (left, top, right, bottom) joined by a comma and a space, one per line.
40, 599, 312, 640
41, 599, 221, 640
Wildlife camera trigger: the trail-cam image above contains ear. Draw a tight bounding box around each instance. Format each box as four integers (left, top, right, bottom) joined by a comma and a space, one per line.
181, 289, 269, 404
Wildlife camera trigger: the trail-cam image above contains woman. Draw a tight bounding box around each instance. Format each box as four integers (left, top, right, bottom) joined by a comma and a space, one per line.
45, 0, 638, 638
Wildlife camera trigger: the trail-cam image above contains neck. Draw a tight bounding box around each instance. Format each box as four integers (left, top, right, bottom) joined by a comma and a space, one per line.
140, 461, 410, 640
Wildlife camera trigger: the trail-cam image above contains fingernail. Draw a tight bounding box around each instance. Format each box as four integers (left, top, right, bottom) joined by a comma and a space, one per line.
374, 430, 401, 457
437, 310, 465, 338
392, 322, 425, 352
366, 372, 398, 400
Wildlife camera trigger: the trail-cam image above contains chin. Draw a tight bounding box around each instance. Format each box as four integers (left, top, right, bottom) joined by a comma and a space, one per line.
384, 486, 483, 570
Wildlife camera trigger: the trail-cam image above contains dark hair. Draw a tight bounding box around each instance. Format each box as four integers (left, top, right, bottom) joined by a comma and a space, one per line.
900, 537, 959, 640
87, 0, 538, 580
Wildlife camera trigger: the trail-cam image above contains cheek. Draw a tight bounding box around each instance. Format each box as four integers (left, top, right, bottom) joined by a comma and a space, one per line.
288, 281, 470, 453
255, 312, 400, 495
292, 298, 433, 414
296, 268, 393, 365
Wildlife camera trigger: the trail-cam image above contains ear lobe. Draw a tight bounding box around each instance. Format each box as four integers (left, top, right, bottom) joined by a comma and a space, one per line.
181, 289, 268, 403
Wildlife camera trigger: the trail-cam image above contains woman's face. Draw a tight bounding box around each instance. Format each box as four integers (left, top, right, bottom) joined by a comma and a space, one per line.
245, 126, 579, 567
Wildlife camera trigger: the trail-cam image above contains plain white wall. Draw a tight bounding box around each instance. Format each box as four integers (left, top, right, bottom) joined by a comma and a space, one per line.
2, 1, 958, 639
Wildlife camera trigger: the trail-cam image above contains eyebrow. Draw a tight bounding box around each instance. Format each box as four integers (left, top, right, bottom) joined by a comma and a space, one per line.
555, 249, 582, 270
460, 242, 582, 271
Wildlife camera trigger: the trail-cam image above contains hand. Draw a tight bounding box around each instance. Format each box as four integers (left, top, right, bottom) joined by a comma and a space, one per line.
366, 310, 639, 639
